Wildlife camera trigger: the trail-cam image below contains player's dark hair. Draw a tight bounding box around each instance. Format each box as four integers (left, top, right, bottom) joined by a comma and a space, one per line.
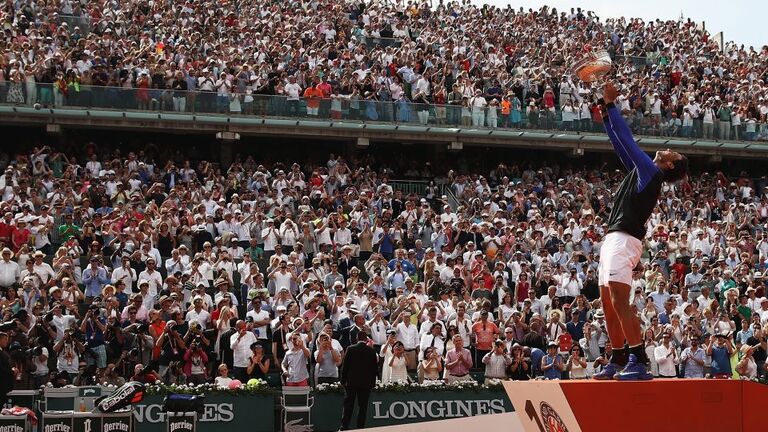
663, 154, 688, 182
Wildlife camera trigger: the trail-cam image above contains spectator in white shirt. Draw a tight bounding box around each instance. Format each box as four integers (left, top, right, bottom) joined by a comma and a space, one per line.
261, 219, 280, 257
165, 249, 187, 275
111, 256, 137, 287
0, 248, 20, 289
653, 333, 678, 378
395, 311, 419, 370
246, 297, 271, 341
186, 296, 212, 329
137, 259, 163, 298
230, 320, 258, 382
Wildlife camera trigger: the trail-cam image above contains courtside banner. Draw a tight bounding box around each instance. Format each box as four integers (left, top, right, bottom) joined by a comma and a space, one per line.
0, 415, 28, 432
504, 379, 768, 432
167, 413, 196, 432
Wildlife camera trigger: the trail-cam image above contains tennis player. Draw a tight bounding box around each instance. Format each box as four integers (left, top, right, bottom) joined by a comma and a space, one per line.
594, 82, 688, 380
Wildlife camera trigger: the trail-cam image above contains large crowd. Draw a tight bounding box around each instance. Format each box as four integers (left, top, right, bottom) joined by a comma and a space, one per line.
1, 1, 768, 140
0, 143, 764, 393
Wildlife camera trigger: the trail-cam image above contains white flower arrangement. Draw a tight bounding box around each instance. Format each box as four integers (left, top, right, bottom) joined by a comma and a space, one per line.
146, 379, 270, 395
313, 379, 503, 394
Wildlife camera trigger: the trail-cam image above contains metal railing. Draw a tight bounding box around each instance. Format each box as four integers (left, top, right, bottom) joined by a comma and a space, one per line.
358, 36, 403, 49
2, 82, 765, 143
443, 184, 461, 211
58, 14, 92, 34
388, 179, 459, 210
388, 180, 432, 196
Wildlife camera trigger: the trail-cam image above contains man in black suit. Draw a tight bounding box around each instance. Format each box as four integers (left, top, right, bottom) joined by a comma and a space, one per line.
340, 331, 378, 430
337, 307, 357, 349
0, 332, 14, 402
336, 247, 358, 281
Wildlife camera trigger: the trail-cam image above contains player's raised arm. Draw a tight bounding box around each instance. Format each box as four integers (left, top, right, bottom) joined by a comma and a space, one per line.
603, 109, 633, 171
602, 82, 660, 190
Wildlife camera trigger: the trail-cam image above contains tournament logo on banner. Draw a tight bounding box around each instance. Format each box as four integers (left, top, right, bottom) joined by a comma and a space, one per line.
502, 381, 582, 432
538, 402, 569, 432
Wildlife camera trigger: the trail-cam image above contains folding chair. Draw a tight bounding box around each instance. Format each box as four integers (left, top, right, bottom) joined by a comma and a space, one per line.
280, 386, 314, 432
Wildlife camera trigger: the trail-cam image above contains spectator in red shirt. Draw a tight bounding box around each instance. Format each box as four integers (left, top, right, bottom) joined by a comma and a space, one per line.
471, 310, 500, 364
303, 85, 323, 117
0, 213, 14, 247
11, 219, 31, 252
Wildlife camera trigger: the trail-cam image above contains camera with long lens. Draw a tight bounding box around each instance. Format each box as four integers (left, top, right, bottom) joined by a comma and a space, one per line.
0, 320, 17, 332
24, 346, 43, 357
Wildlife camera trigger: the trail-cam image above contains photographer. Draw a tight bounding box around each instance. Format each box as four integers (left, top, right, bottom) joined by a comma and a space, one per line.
183, 338, 209, 385
184, 321, 211, 351
29, 343, 49, 387
80, 303, 108, 374
123, 323, 154, 367
53, 328, 84, 383
29, 304, 56, 349
157, 320, 187, 379
104, 313, 126, 357
482, 339, 512, 383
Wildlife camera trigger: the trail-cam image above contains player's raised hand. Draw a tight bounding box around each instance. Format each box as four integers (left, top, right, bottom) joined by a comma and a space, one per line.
603, 82, 618, 104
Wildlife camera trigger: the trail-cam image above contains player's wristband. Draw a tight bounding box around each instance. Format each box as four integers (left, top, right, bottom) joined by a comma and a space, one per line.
601, 102, 616, 121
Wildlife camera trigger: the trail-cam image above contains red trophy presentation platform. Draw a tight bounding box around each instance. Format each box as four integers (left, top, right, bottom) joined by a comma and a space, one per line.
503, 379, 768, 432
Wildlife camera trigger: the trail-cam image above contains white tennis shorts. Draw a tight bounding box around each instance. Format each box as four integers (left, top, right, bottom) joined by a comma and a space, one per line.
598, 231, 643, 287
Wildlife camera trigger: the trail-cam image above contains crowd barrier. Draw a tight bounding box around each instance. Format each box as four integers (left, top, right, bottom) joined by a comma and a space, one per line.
0, 414, 32, 432
40, 411, 132, 432
6, 385, 513, 432
4, 83, 763, 144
